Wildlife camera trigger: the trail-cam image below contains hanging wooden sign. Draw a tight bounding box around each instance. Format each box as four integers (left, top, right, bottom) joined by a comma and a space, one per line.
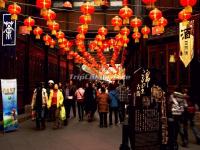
179, 20, 194, 67
2, 14, 16, 46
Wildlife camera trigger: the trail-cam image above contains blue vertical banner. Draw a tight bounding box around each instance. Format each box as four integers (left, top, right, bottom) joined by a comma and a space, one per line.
2, 14, 16, 46
1, 79, 18, 132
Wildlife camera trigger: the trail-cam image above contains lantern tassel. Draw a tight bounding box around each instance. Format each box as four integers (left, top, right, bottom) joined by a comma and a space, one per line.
11, 14, 18, 20
124, 43, 127, 47
146, 3, 155, 9
133, 27, 138, 33
114, 26, 120, 31
143, 34, 148, 39
184, 6, 192, 13
58, 38, 62, 43
27, 26, 32, 31
47, 20, 52, 25
36, 35, 40, 39
135, 39, 139, 43
40, 8, 47, 16
45, 42, 49, 46
123, 18, 129, 25
182, 20, 189, 26
52, 30, 57, 35
153, 20, 158, 26
0, 0, 5, 8
50, 45, 54, 48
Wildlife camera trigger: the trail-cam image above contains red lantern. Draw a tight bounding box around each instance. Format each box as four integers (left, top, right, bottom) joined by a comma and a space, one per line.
24, 17, 35, 31
36, 0, 52, 15
108, 38, 115, 49
149, 8, 162, 26
43, 34, 51, 45
49, 39, 56, 48
77, 25, 88, 34
76, 34, 85, 41
130, 17, 143, 32
141, 26, 150, 39
48, 21, 59, 35
64, 41, 73, 52
43, 9, 56, 25
180, 0, 197, 12
63, 1, 72, 8
122, 36, 129, 47
132, 32, 141, 43
98, 27, 108, 40
142, 0, 157, 8
111, 16, 122, 31
89, 41, 97, 51
158, 17, 168, 32
59, 38, 68, 49
79, 15, 91, 27
119, 6, 133, 24
80, 1, 95, 16
0, 0, 7, 8
178, 9, 191, 25
56, 31, 65, 43
95, 35, 103, 46
120, 27, 130, 36
33, 27, 43, 39
8, 3, 21, 20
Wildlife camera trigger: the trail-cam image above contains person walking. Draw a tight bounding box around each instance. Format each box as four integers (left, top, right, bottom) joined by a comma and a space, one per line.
31, 82, 48, 130
97, 87, 109, 128
116, 80, 128, 123
46, 80, 54, 121
75, 84, 85, 121
108, 84, 119, 126
84, 82, 97, 122
48, 84, 65, 129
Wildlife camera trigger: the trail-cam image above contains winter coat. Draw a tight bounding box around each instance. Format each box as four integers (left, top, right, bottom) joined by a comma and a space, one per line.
97, 93, 109, 112
48, 89, 64, 109
109, 90, 119, 108
31, 88, 48, 110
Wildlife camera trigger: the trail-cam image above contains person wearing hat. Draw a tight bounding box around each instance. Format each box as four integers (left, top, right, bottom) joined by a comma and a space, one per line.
46, 80, 54, 121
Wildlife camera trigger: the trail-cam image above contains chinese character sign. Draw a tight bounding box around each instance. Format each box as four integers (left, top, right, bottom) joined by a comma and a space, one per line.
2, 14, 16, 46
179, 20, 194, 67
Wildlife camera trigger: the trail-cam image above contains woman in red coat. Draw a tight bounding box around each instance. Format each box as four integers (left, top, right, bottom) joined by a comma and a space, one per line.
97, 87, 109, 128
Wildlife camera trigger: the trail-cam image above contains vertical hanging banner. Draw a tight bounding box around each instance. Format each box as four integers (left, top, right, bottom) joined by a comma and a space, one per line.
1, 79, 18, 132
179, 20, 194, 67
2, 14, 16, 46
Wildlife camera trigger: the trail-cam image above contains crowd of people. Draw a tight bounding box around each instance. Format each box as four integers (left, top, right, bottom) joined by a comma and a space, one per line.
31, 79, 130, 130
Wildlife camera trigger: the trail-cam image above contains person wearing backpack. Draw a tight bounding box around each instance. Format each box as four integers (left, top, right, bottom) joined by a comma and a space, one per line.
31, 82, 48, 130
75, 84, 85, 121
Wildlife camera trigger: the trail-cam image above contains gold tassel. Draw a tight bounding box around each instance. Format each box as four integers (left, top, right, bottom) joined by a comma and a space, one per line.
184, 6, 192, 13
123, 18, 129, 25
58, 38, 62, 43
143, 34, 148, 39
50, 45, 54, 48
45, 42, 49, 46
183, 20, 189, 26
114, 26, 120, 31
27, 26, 32, 31
0, 1, 5, 8
153, 20, 158, 26
133, 27, 138, 33
47, 20, 52, 25
135, 39, 139, 43
40, 8, 46, 16
11, 14, 17, 20
36, 35, 40, 39
52, 30, 57, 35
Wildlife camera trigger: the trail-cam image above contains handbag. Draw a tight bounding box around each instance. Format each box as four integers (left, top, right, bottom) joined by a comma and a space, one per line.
60, 106, 66, 121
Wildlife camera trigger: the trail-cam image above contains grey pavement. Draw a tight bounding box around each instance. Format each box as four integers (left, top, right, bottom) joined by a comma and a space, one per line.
0, 116, 200, 150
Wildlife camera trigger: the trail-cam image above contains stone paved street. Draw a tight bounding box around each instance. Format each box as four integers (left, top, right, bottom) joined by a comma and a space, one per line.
0, 117, 200, 150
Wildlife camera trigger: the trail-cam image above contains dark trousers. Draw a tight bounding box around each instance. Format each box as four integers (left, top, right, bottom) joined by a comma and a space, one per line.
99, 112, 107, 127
119, 101, 126, 122
66, 100, 76, 118
51, 105, 57, 121
109, 107, 119, 125
35, 108, 46, 129
77, 101, 84, 121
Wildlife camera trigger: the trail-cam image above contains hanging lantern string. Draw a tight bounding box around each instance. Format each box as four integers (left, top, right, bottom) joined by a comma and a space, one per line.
6, 0, 200, 16
3, 1, 200, 28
